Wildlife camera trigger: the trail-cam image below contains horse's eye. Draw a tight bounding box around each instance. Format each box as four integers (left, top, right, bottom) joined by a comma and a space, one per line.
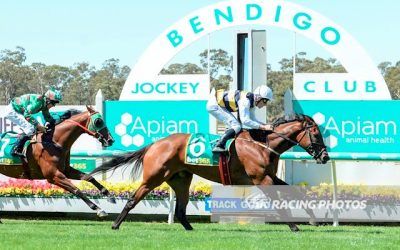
94, 118, 104, 127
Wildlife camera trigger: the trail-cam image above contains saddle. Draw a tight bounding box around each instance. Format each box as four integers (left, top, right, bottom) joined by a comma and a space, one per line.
185, 133, 233, 185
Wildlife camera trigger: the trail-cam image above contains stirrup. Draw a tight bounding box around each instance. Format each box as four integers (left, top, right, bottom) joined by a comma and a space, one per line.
212, 146, 227, 153
11, 148, 25, 158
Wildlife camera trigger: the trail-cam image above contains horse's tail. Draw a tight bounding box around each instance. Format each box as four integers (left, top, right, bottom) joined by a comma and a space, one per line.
89, 144, 152, 178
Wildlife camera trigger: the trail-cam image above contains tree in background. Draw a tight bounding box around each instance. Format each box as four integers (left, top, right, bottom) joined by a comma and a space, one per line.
0, 48, 131, 104
1, 46, 399, 113
88, 59, 130, 101
199, 49, 233, 89
161, 49, 233, 90
378, 61, 400, 99
0, 47, 32, 103
267, 53, 346, 120
62, 63, 94, 105
161, 63, 204, 74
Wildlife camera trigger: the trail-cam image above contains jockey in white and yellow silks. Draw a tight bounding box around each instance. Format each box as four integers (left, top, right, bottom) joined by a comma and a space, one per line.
206, 85, 274, 153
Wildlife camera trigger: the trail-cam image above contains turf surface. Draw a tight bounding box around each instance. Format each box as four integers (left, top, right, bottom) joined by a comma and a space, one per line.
0, 219, 399, 250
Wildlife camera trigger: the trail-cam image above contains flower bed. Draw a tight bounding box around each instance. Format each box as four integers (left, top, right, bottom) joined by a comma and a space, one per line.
306, 183, 400, 205
1, 180, 398, 203
0, 179, 211, 201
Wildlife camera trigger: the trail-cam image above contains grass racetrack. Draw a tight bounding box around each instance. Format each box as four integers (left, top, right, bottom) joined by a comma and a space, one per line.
0, 219, 400, 250
0, 219, 399, 250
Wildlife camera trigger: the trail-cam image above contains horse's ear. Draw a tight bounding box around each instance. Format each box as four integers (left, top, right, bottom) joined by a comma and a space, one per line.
86, 105, 94, 113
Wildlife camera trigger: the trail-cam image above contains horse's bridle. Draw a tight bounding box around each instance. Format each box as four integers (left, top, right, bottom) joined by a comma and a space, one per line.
64, 112, 107, 142
302, 127, 327, 160
273, 122, 326, 160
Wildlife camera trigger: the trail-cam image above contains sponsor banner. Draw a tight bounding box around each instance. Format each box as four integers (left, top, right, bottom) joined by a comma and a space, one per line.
293, 101, 400, 152
70, 158, 96, 173
294, 73, 386, 100
0, 116, 17, 135
208, 185, 400, 223
105, 101, 209, 150
121, 74, 210, 101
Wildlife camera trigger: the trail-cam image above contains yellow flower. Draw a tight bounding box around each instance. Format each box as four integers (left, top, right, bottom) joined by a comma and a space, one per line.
192, 181, 212, 194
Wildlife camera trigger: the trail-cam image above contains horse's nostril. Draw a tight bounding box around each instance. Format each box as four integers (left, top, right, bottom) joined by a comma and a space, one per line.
322, 155, 330, 162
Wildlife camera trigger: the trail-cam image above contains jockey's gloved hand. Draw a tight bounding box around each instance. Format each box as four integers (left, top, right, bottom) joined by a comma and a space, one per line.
37, 125, 47, 133
45, 120, 55, 130
49, 119, 56, 127
260, 124, 273, 131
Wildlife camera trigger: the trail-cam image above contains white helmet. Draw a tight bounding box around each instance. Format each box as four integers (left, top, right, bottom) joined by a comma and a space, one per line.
254, 85, 274, 101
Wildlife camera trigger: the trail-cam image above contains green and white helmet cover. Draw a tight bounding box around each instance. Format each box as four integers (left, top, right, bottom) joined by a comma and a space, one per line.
45, 89, 63, 103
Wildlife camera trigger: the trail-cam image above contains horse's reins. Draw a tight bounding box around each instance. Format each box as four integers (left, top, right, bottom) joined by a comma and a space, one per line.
238, 123, 312, 156
28, 112, 102, 152
64, 113, 97, 137
238, 137, 281, 156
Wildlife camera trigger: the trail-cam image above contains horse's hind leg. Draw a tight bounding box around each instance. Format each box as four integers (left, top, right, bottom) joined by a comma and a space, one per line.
113, 140, 182, 230
112, 167, 170, 230
112, 163, 178, 230
49, 170, 108, 217
65, 167, 116, 204
166, 171, 193, 230
112, 180, 165, 230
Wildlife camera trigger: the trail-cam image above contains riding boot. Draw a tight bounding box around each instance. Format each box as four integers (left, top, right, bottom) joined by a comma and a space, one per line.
213, 129, 236, 153
11, 134, 30, 157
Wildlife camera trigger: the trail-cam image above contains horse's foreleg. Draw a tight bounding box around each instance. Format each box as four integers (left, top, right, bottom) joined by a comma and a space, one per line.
49, 170, 108, 218
166, 171, 193, 230
258, 175, 299, 232
65, 167, 116, 204
272, 176, 318, 226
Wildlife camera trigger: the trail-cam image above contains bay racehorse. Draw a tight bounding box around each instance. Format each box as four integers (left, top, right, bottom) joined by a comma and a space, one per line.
0, 106, 115, 221
90, 114, 330, 230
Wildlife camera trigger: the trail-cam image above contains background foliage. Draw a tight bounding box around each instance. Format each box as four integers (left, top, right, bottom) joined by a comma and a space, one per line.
1, 47, 399, 120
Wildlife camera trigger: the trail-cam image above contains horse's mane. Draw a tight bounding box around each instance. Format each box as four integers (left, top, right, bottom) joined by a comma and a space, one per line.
247, 114, 311, 142
247, 129, 271, 142
55, 109, 83, 125
272, 113, 310, 129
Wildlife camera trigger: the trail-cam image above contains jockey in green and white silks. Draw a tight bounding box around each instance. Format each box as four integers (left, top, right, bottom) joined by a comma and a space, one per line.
3, 89, 63, 156
206, 85, 274, 153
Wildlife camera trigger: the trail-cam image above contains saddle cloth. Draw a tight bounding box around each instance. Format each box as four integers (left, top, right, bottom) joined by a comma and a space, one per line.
184, 133, 233, 166
0, 132, 31, 164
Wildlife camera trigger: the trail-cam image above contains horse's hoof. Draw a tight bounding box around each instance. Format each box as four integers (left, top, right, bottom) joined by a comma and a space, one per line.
107, 197, 117, 204
309, 219, 319, 226
97, 210, 108, 218
288, 223, 300, 232
0, 220, 2, 224
112, 224, 120, 230
184, 225, 193, 231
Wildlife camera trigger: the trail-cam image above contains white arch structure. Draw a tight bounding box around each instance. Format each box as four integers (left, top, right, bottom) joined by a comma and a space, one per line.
120, 0, 390, 100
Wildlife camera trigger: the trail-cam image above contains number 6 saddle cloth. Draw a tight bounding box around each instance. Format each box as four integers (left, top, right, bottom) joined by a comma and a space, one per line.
184, 133, 234, 166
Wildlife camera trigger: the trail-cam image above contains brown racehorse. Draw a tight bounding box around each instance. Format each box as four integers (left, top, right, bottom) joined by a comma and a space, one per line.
0, 106, 115, 222
90, 114, 330, 231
